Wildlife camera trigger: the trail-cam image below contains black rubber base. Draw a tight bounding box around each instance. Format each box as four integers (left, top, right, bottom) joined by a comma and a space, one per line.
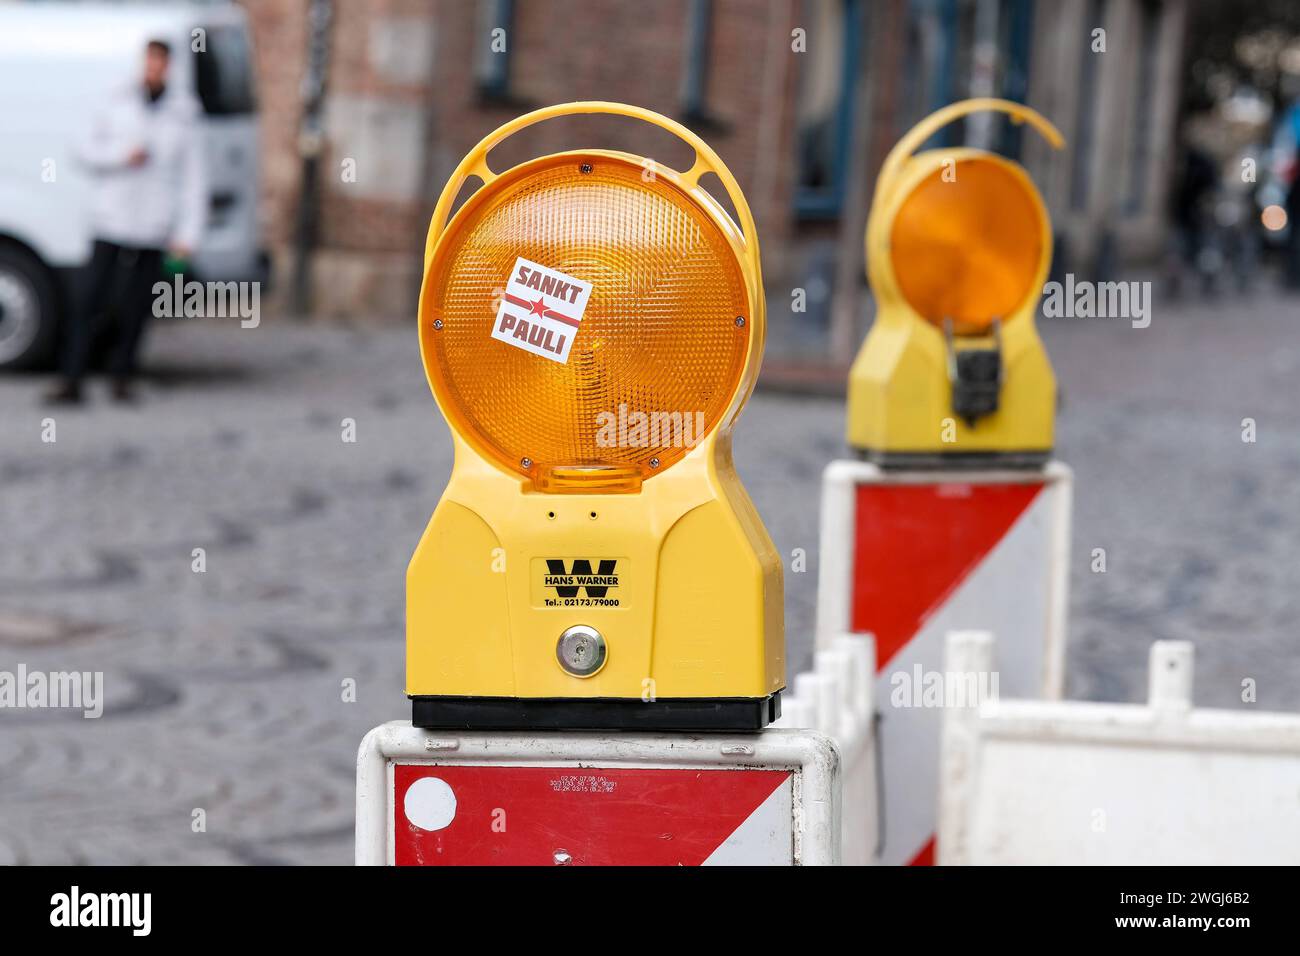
411, 693, 782, 732
856, 448, 1051, 471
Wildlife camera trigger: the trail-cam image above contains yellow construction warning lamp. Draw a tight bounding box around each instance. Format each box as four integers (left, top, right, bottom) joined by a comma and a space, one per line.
848, 98, 1065, 467
408, 102, 783, 731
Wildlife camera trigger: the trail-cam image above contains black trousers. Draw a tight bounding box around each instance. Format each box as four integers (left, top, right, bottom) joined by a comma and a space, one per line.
61, 239, 163, 382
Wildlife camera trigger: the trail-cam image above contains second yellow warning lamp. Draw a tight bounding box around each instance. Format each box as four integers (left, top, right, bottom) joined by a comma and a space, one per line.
408, 102, 784, 731
848, 99, 1065, 467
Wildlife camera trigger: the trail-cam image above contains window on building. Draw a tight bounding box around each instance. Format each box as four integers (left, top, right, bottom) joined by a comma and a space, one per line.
794, 0, 864, 220
1070, 0, 1107, 211
681, 0, 718, 125
951, 0, 977, 107
901, 2, 936, 133
474, 0, 516, 103
900, 0, 962, 150
994, 0, 1035, 159
1125, 0, 1162, 214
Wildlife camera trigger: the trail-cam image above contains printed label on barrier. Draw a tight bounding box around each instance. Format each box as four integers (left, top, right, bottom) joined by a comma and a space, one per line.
393, 764, 794, 865
491, 257, 592, 364
531, 557, 626, 608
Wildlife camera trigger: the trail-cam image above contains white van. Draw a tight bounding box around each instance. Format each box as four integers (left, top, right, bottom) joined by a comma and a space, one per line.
0, 1, 263, 369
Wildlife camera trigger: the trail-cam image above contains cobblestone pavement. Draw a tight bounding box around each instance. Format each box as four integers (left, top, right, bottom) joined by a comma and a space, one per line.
1, 290, 1298, 864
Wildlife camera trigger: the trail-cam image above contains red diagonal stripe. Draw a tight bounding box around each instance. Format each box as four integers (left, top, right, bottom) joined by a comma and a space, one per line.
909, 836, 936, 866
851, 482, 1043, 669
503, 293, 580, 329
544, 309, 581, 329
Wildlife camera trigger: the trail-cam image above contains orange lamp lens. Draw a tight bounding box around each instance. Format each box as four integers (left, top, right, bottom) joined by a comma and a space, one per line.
422, 155, 750, 489
889, 157, 1044, 333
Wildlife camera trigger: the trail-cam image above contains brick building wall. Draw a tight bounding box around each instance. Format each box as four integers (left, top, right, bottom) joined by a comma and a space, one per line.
239, 0, 1188, 360
241, 0, 309, 250
243, 0, 804, 320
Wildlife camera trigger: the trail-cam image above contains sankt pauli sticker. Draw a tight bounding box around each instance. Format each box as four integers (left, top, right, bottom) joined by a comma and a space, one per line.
490, 257, 593, 364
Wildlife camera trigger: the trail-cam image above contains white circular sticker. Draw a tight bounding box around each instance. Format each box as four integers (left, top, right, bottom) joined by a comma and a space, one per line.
404, 777, 457, 832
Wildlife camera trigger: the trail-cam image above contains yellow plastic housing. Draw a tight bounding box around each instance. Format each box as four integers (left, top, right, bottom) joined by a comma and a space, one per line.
408, 102, 783, 703
848, 99, 1064, 459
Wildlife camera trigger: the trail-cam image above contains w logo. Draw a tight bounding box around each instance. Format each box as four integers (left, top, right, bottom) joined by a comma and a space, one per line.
544, 559, 618, 598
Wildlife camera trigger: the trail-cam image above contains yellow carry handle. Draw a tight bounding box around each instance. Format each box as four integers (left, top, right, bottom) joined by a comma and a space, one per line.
872, 98, 1064, 211
424, 101, 761, 279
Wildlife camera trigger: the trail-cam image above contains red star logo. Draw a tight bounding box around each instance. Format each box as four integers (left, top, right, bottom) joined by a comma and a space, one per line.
528, 297, 548, 318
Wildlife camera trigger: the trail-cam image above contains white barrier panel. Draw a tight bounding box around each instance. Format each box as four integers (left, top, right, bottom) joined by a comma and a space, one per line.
772, 635, 878, 865
357, 723, 841, 866
938, 632, 1300, 865
815, 459, 1071, 865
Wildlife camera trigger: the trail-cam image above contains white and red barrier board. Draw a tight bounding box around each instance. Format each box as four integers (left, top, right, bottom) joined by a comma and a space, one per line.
394, 765, 791, 865
939, 635, 1300, 865
815, 460, 1071, 865
357, 722, 842, 866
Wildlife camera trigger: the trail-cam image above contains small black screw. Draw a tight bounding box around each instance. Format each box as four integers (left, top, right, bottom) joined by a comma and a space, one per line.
580, 163, 593, 174
433, 319, 444, 330
734, 316, 746, 328
649, 457, 661, 469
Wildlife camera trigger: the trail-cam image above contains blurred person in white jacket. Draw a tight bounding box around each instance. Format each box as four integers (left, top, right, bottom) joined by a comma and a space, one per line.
47, 38, 206, 404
